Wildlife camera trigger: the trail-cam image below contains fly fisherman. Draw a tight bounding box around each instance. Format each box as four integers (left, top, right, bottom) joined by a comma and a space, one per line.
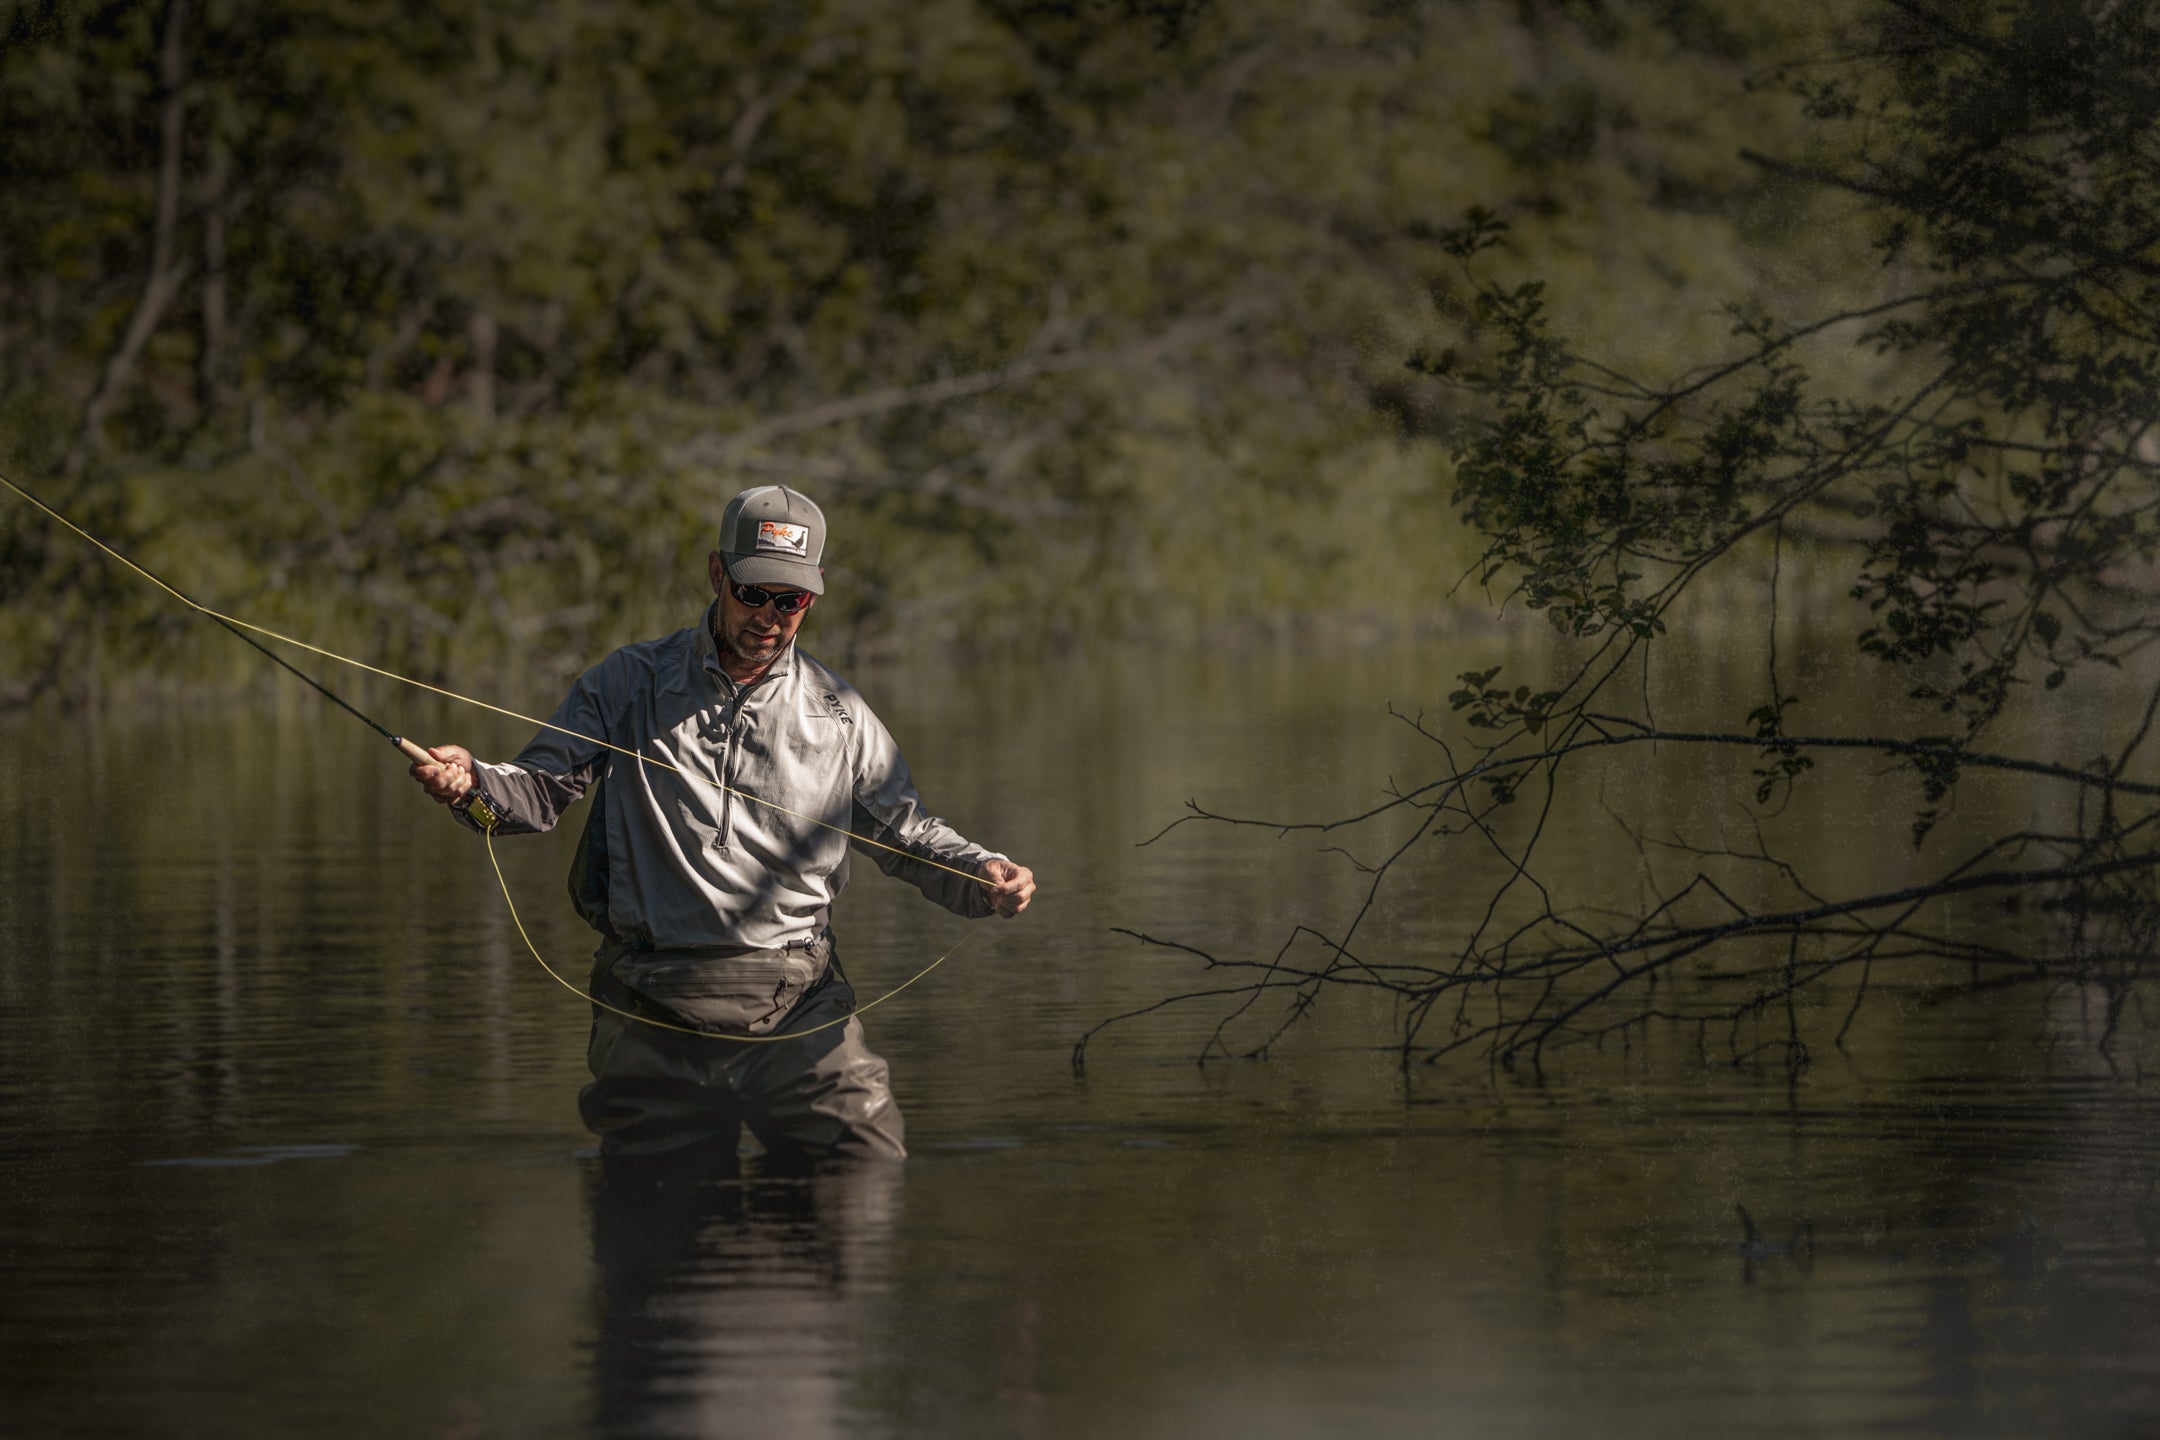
407, 486, 1035, 1164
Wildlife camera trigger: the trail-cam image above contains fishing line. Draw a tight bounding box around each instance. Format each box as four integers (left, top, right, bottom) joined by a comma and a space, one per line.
3, 470, 998, 1037
0, 472, 989, 884
486, 824, 975, 1042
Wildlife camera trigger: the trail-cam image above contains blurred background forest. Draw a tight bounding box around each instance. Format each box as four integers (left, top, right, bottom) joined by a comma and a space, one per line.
0, 0, 1873, 703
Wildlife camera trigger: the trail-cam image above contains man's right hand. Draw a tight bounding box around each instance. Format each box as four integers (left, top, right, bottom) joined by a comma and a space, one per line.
409, 744, 476, 804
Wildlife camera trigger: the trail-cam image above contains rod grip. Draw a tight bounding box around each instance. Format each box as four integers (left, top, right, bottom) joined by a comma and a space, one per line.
393, 736, 436, 767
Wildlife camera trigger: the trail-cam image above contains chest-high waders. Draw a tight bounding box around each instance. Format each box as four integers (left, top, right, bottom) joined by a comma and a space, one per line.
567, 783, 908, 1164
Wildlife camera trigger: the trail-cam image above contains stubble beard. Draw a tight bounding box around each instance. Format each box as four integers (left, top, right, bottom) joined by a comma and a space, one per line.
716, 615, 787, 675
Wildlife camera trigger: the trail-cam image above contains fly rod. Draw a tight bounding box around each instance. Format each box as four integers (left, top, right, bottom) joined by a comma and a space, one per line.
0, 469, 984, 1040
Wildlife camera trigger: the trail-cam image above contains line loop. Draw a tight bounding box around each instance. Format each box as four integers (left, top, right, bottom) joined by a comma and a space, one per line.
483, 824, 970, 1042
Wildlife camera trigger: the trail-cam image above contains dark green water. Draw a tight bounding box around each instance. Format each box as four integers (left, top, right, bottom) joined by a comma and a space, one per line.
5, 642, 2159, 1437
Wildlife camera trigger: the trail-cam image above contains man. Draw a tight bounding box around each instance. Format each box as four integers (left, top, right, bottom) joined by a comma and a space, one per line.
408, 485, 1034, 1164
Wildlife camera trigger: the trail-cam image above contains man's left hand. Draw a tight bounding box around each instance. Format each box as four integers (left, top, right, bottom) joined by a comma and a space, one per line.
978, 858, 1036, 918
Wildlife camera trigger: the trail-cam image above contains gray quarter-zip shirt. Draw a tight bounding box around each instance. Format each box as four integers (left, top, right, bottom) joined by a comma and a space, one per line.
455, 604, 1001, 949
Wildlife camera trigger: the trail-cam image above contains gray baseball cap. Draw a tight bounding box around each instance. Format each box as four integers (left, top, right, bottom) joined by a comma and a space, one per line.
717, 485, 826, 594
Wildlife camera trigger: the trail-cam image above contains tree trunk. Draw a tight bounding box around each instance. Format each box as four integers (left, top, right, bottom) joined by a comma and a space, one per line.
199, 147, 228, 412
72, 0, 190, 467
468, 310, 497, 425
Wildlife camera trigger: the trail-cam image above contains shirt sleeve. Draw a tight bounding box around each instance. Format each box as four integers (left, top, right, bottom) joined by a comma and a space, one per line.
449, 657, 616, 836
847, 701, 1003, 918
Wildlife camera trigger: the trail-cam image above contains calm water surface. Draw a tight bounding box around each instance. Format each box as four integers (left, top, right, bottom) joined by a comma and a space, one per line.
4, 643, 2159, 1437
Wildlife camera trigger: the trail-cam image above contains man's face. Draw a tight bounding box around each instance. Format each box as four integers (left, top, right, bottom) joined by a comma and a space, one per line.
708, 551, 815, 671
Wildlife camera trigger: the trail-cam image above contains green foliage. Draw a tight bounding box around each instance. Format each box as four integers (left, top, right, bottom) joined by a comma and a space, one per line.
1097, 1, 2160, 1070
2, 0, 1857, 700
1745, 694, 1813, 806
1447, 665, 1560, 737
1433, 0, 2160, 748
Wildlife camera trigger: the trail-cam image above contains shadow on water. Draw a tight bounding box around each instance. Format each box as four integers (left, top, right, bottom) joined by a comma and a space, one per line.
587, 1153, 901, 1440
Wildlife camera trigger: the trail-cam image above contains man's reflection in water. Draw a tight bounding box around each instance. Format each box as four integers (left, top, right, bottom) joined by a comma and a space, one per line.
587, 1147, 901, 1439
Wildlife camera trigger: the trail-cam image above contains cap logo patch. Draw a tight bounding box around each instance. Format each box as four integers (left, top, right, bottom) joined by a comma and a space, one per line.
756, 520, 810, 557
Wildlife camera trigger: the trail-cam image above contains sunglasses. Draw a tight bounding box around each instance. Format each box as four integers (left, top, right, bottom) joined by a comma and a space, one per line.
727, 578, 815, 615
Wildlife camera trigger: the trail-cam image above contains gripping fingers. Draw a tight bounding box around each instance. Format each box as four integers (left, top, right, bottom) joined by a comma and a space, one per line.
989, 863, 1036, 917
409, 744, 474, 803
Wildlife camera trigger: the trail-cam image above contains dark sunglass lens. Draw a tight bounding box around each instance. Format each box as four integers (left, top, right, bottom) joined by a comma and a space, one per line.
732, 580, 810, 614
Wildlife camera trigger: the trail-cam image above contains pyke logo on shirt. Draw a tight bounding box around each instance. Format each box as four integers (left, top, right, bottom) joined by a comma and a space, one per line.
823, 691, 854, 726
756, 521, 810, 557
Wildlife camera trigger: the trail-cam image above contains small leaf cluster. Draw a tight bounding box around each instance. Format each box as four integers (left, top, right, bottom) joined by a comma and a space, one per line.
1448, 666, 1561, 735
1746, 694, 1814, 807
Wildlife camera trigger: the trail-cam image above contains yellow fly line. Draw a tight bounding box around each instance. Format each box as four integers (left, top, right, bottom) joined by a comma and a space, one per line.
485, 825, 974, 1042
3, 470, 996, 1039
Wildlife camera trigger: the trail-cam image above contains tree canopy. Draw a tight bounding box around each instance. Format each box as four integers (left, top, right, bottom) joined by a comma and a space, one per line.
2, 0, 1853, 701
1091, 0, 2160, 1070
